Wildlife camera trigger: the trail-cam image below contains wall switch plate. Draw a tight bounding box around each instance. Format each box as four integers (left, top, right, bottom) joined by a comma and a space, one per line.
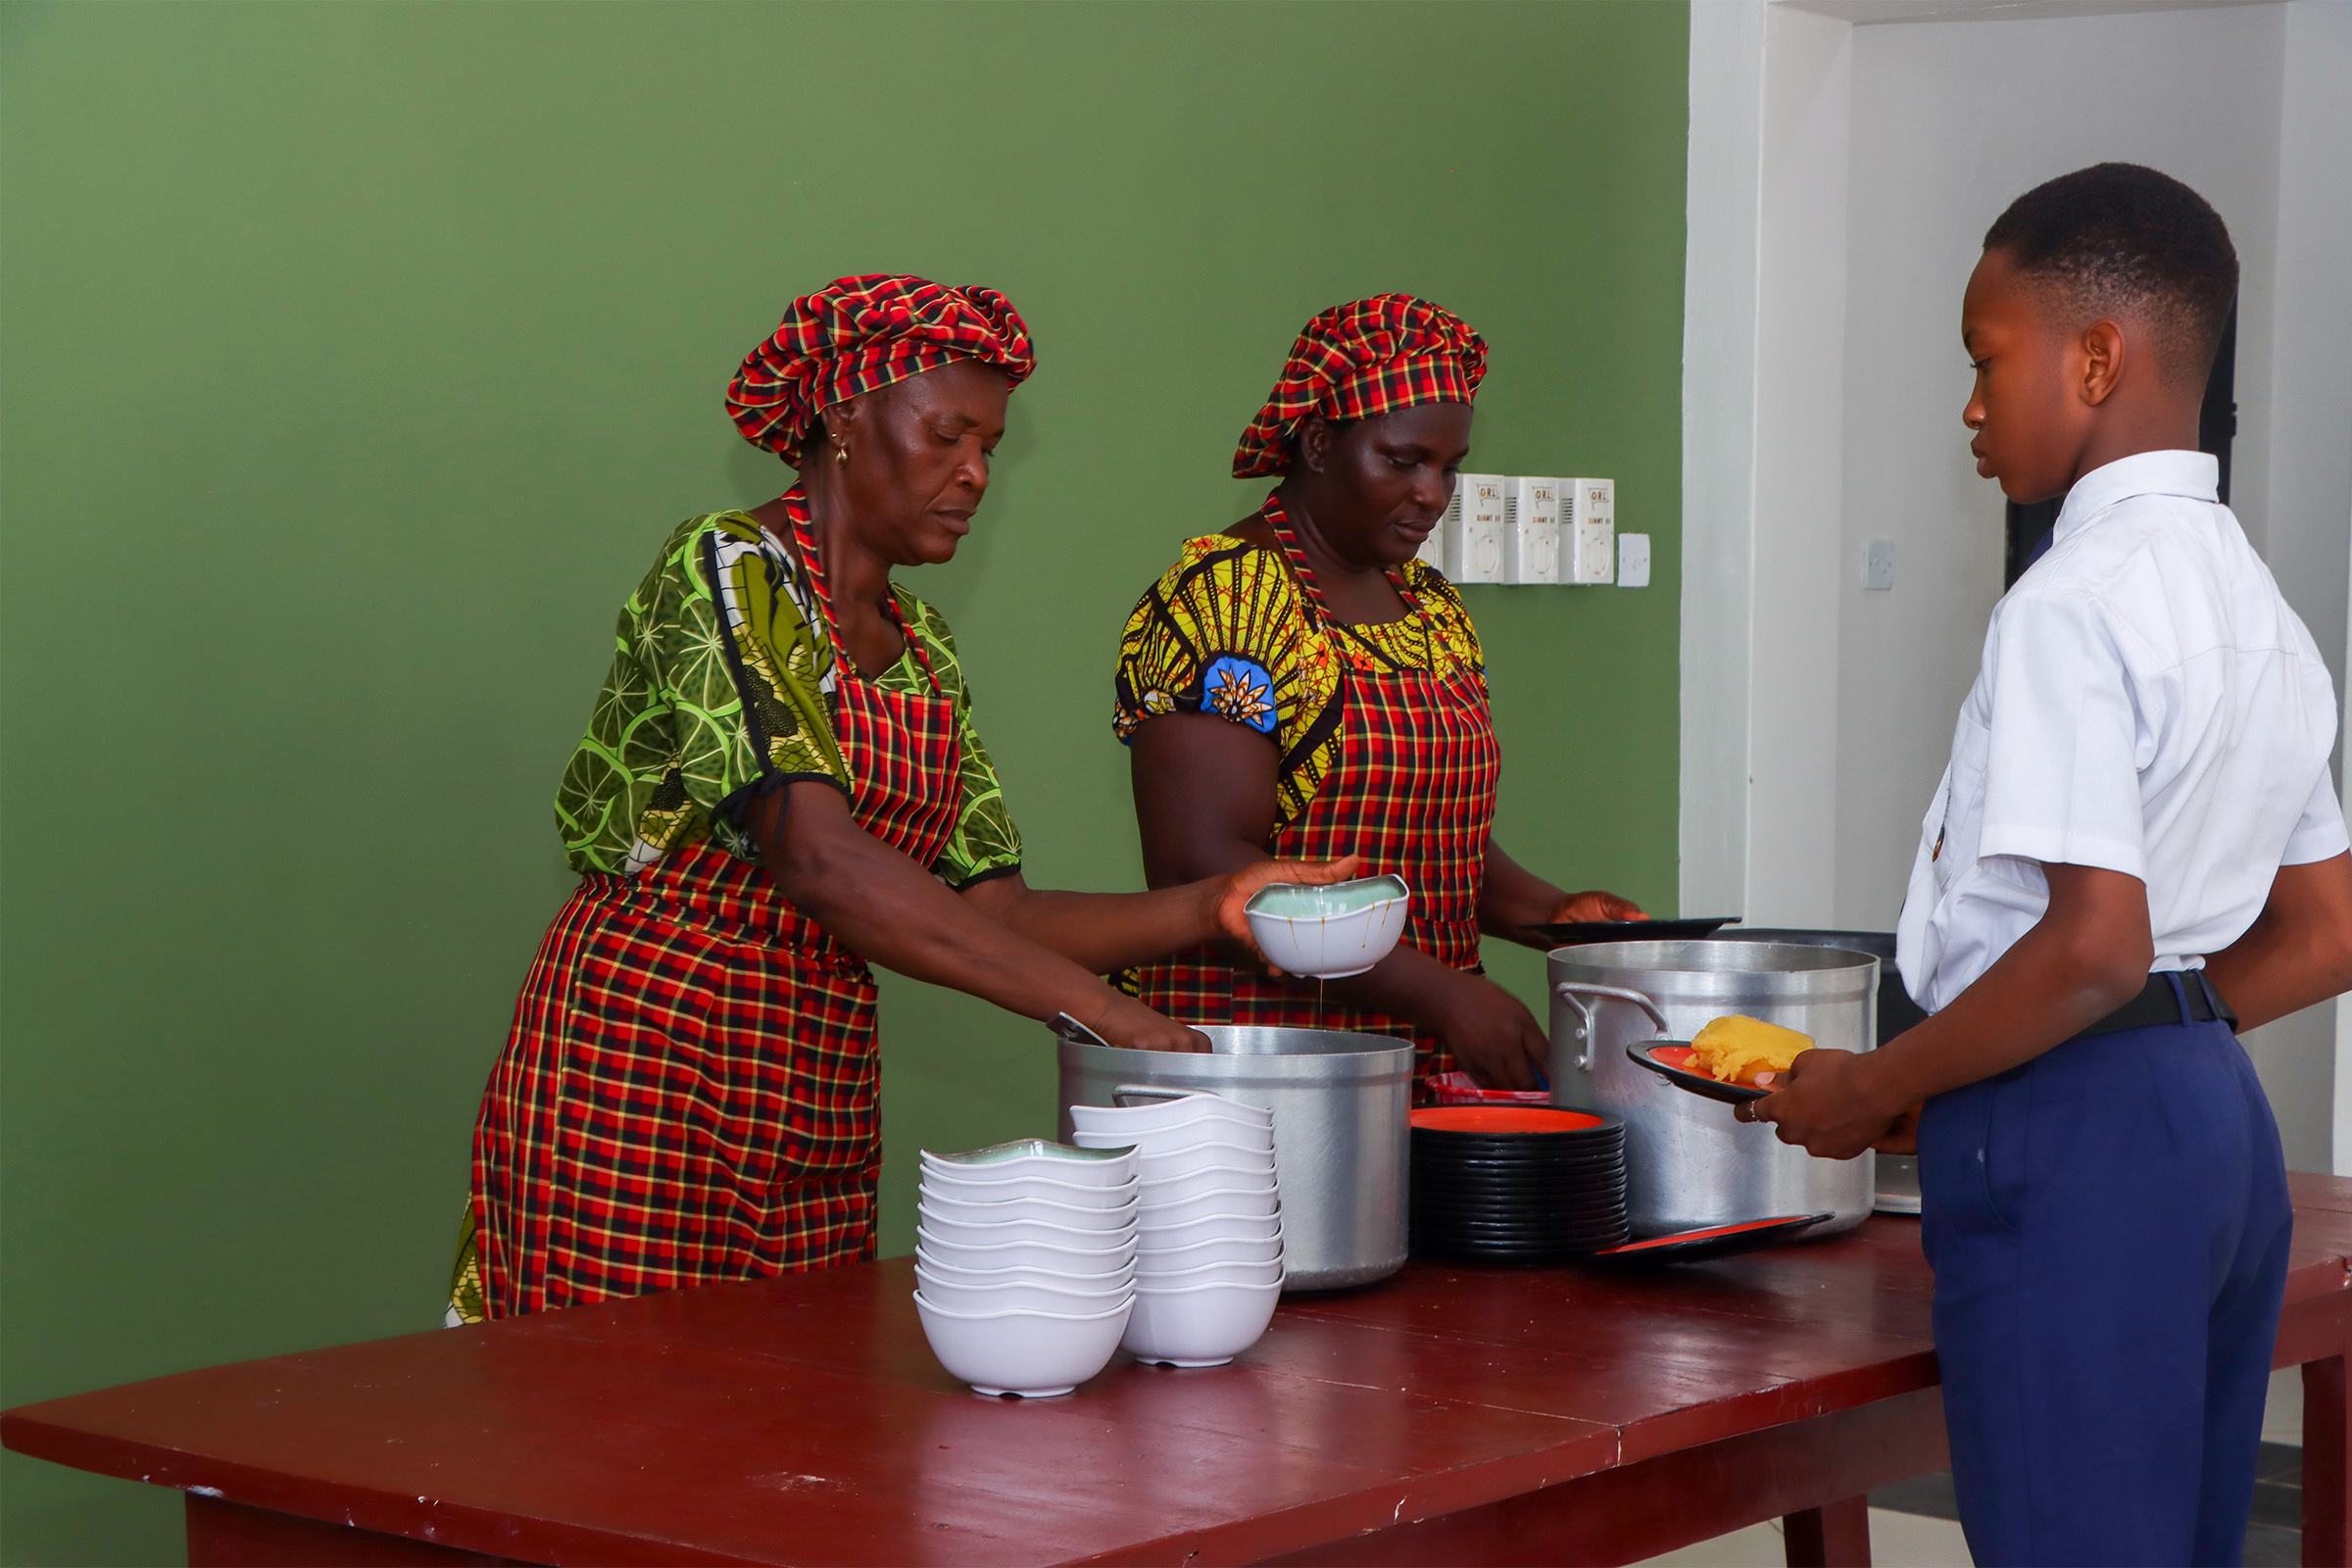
1563, 477, 1616, 584
1502, 476, 1562, 584
1863, 538, 1895, 591
1616, 532, 1650, 588
1445, 473, 1506, 583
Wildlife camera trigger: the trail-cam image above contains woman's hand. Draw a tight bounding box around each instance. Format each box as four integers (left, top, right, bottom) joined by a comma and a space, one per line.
1430, 968, 1551, 1091
1083, 992, 1212, 1054
1551, 890, 1647, 923
1211, 855, 1366, 964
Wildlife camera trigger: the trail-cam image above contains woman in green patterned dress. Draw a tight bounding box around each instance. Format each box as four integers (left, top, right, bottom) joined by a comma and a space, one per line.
453, 275, 1348, 1322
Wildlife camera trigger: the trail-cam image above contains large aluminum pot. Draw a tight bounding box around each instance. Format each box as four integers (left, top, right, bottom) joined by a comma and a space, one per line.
1547, 941, 1878, 1238
1056, 1025, 1413, 1292
1716, 929, 1927, 1214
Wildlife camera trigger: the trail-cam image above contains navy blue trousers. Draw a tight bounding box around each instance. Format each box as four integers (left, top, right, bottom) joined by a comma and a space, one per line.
1918, 1000, 2291, 1567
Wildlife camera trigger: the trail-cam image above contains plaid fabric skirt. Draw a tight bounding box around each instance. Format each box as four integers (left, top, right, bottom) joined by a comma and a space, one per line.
469, 842, 880, 1318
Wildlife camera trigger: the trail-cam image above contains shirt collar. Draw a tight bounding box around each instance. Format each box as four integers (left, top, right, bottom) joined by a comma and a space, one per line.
2052, 450, 2220, 544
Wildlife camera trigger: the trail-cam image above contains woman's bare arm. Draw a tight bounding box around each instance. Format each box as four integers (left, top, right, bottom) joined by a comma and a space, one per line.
757, 783, 1203, 1051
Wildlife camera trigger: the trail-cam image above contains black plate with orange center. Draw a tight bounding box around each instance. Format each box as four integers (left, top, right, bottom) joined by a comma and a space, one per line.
1584, 1213, 1832, 1266
1628, 1042, 1772, 1105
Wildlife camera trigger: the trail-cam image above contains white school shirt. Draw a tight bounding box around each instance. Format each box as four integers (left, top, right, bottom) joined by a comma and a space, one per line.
1895, 450, 2347, 1015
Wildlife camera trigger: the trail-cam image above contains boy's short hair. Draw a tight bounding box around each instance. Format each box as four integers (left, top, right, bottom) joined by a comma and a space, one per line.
1984, 163, 2238, 386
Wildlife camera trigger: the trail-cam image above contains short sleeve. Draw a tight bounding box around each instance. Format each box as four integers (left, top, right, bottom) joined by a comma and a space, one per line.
1975, 591, 2151, 880
2284, 765, 2351, 865
903, 596, 1024, 889
1114, 539, 1311, 747
557, 516, 849, 873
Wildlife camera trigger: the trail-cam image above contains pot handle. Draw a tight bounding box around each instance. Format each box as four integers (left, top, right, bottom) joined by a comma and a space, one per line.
1554, 982, 1671, 1073
1110, 1084, 1197, 1107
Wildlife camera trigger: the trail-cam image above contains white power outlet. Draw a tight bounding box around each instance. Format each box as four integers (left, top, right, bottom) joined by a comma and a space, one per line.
1863, 539, 1896, 591
1502, 476, 1562, 584
1616, 532, 1650, 588
1445, 473, 1506, 584
1563, 477, 1616, 584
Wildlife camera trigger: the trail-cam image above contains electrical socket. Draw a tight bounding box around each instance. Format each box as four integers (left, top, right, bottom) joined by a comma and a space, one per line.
1563, 477, 1616, 585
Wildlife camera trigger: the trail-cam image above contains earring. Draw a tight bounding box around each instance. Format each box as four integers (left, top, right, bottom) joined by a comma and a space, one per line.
835, 442, 850, 467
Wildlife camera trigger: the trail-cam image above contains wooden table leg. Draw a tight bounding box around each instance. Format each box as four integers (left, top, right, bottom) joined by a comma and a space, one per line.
2307, 1355, 2350, 1568
1784, 1494, 1872, 1568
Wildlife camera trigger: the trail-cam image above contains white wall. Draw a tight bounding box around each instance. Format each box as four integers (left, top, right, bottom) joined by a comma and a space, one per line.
1833, 2, 2289, 932
1684, 0, 2352, 1172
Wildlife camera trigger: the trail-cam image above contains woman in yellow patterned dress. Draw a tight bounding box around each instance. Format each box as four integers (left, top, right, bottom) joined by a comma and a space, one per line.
1114, 296, 1643, 1096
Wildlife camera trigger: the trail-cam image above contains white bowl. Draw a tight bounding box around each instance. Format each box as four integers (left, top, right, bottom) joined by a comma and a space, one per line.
1129, 1208, 1284, 1249
920, 1141, 1136, 1188
1135, 1162, 1276, 1207
1136, 1229, 1284, 1269
918, 1169, 1141, 1209
1073, 1119, 1274, 1157
1120, 1279, 1284, 1368
1242, 875, 1409, 979
913, 1253, 1138, 1293
913, 1226, 1138, 1277
1135, 1255, 1285, 1289
1069, 1094, 1270, 1135
913, 1268, 1135, 1316
1138, 1185, 1280, 1225
1134, 1142, 1278, 1183
917, 1191, 1139, 1234
916, 1209, 1139, 1251
915, 1293, 1134, 1397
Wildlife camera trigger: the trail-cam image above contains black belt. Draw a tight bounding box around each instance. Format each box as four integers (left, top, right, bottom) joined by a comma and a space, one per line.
2077, 970, 2237, 1039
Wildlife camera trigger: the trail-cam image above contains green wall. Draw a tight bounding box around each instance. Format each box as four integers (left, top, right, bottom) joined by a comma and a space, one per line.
0, 3, 1688, 1561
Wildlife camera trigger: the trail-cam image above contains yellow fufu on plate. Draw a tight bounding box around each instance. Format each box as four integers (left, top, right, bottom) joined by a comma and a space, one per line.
1688, 1015, 1816, 1085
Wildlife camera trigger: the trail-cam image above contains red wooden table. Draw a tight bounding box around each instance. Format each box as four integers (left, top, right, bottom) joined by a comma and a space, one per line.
11, 1176, 2352, 1567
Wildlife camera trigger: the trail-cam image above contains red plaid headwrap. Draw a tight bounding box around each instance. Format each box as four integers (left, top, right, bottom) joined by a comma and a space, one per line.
1231, 295, 1487, 478
726, 274, 1036, 459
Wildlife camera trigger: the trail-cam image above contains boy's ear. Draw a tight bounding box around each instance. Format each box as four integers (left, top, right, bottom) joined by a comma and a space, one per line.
2078, 318, 2128, 408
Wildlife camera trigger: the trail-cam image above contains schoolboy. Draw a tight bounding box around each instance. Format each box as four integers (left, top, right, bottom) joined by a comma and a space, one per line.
1748, 163, 2352, 1565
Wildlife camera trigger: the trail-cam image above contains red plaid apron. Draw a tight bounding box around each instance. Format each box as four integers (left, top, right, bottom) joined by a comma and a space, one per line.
472, 501, 962, 1317
1126, 498, 1500, 1094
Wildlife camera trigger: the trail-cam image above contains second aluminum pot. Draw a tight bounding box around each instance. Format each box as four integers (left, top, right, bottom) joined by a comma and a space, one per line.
1055, 1025, 1413, 1291
1548, 941, 1878, 1238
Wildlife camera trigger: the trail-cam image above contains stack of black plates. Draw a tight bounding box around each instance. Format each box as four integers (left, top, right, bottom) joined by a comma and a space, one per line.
1409, 1106, 1631, 1264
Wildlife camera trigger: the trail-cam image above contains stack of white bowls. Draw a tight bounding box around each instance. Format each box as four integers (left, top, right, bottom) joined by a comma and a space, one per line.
1070, 1093, 1284, 1367
912, 1140, 1139, 1397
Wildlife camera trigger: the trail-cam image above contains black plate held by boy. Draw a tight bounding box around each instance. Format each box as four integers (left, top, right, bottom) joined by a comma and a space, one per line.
1628, 1042, 1773, 1105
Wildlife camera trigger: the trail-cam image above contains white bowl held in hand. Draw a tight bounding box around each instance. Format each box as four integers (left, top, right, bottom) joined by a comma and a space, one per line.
1128, 1208, 1283, 1249
920, 1141, 1136, 1188
1135, 1255, 1285, 1290
915, 1293, 1134, 1397
1068, 1094, 1271, 1137
1072, 1119, 1274, 1158
1136, 1229, 1284, 1269
916, 1190, 1139, 1233
1242, 874, 1409, 979
913, 1268, 1134, 1316
914, 1253, 1138, 1294
914, 1226, 1138, 1278
1120, 1278, 1284, 1368
917, 1169, 1141, 1209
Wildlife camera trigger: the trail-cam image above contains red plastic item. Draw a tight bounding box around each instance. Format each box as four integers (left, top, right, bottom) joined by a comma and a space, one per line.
1424, 1071, 1552, 1106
